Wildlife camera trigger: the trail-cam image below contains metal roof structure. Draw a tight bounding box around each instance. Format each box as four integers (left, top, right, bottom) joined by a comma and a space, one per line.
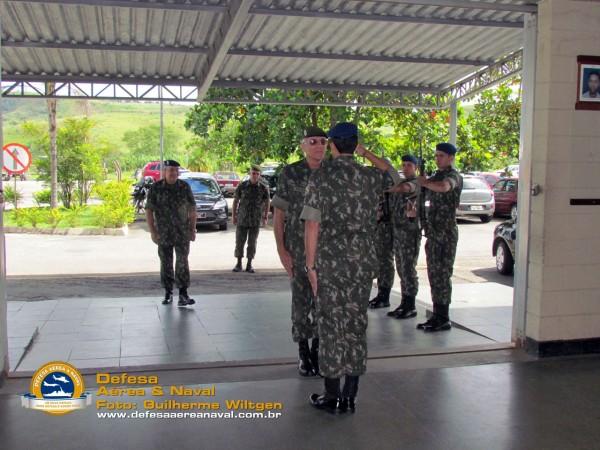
1, 0, 537, 108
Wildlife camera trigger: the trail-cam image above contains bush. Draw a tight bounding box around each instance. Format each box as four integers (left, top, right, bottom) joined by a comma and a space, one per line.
46, 208, 62, 227
64, 205, 84, 227
20, 208, 46, 227
33, 189, 52, 206
4, 185, 23, 208
13, 209, 27, 227
92, 181, 135, 228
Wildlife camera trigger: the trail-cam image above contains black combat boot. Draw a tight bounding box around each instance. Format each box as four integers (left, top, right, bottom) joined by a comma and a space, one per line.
178, 288, 195, 306
245, 258, 255, 273
232, 258, 243, 272
298, 340, 314, 377
368, 287, 391, 309
394, 295, 417, 319
416, 304, 436, 330
423, 304, 451, 332
310, 338, 320, 376
310, 377, 340, 414
339, 375, 359, 413
387, 295, 407, 317
162, 290, 173, 305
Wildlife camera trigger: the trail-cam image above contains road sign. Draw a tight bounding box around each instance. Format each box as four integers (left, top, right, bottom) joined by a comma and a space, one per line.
2, 143, 32, 175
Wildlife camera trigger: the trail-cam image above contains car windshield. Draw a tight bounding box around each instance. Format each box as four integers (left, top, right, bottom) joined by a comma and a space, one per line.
184, 178, 220, 194
463, 178, 489, 190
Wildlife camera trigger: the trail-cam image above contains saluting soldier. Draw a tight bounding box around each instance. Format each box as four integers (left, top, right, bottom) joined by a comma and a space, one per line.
302, 123, 401, 414
417, 143, 463, 332
386, 154, 421, 320
232, 165, 270, 273
272, 126, 327, 377
145, 160, 197, 307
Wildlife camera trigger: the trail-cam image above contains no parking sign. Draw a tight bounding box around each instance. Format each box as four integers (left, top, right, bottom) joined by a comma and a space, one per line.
3, 143, 32, 175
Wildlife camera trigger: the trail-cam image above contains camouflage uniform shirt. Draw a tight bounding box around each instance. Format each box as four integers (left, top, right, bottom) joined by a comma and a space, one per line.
301, 157, 401, 281
271, 160, 316, 264
424, 167, 463, 239
145, 179, 196, 245
234, 180, 270, 228
389, 176, 420, 231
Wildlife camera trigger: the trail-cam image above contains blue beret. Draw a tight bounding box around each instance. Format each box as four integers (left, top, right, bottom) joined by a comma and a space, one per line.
328, 122, 358, 139
163, 160, 181, 167
436, 143, 457, 155
402, 154, 418, 165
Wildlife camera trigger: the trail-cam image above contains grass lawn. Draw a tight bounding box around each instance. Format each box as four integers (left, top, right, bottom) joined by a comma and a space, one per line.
4, 205, 114, 229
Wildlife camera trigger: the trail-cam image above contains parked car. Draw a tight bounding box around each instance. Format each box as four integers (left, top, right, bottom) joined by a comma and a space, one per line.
493, 177, 519, 220
214, 172, 240, 197
142, 161, 189, 182
179, 172, 228, 231
456, 175, 495, 223
493, 219, 516, 275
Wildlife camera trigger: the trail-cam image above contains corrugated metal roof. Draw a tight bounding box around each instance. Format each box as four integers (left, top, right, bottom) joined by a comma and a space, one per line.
1, 0, 536, 97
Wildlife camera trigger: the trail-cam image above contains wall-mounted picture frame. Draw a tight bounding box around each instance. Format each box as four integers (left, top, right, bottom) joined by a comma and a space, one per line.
576, 55, 600, 110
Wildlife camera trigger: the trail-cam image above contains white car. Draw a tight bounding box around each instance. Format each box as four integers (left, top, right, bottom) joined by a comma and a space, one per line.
456, 175, 495, 223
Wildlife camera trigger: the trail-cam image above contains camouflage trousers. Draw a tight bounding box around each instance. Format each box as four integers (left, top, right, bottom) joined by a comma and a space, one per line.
290, 265, 317, 342
158, 241, 190, 291
393, 225, 422, 297
315, 275, 371, 378
234, 226, 259, 259
425, 233, 458, 305
375, 221, 395, 289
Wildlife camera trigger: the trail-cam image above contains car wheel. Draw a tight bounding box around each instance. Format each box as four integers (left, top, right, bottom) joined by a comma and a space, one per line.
480, 215, 492, 223
496, 241, 514, 275
219, 222, 228, 231
510, 205, 518, 221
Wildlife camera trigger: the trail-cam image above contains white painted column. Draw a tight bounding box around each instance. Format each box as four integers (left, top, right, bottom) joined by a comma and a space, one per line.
449, 101, 458, 145
512, 13, 537, 345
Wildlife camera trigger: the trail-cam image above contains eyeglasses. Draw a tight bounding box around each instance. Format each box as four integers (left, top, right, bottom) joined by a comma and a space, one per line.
305, 138, 327, 146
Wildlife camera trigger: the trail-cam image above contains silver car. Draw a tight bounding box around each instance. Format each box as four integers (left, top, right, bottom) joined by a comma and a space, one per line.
456, 175, 495, 223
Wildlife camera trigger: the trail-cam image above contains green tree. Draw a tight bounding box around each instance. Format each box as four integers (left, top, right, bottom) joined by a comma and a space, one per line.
121, 124, 183, 171
27, 118, 109, 208
465, 81, 521, 170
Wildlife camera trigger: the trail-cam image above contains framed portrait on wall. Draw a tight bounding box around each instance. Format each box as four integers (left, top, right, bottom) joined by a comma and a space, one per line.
576, 55, 600, 110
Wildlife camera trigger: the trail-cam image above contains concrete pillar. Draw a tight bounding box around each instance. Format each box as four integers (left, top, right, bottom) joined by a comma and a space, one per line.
449, 101, 457, 145
525, 0, 600, 356
513, 13, 537, 345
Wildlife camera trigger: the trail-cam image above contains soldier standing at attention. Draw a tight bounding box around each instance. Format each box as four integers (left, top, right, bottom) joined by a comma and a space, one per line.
416, 143, 462, 332
272, 126, 327, 377
232, 165, 270, 273
386, 154, 421, 320
301, 123, 401, 414
368, 170, 395, 309
145, 160, 197, 307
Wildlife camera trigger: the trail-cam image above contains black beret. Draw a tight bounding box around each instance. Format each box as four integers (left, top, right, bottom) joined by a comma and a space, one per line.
402, 154, 418, 165
303, 126, 328, 139
163, 160, 181, 167
436, 143, 457, 155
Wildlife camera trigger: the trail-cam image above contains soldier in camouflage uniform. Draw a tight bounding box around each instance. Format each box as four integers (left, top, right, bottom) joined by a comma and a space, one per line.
368, 173, 395, 309
145, 160, 197, 307
232, 165, 270, 273
301, 123, 401, 414
416, 143, 463, 332
272, 126, 327, 377
386, 154, 422, 320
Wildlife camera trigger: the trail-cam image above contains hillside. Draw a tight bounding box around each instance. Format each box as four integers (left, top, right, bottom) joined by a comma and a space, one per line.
1, 98, 195, 149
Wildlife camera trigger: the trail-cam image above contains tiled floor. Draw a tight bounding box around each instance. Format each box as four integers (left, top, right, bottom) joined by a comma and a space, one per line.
8, 286, 511, 373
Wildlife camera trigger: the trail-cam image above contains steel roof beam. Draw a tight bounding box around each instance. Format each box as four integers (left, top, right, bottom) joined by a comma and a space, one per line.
249, 6, 524, 28
5, 0, 228, 12
228, 48, 490, 66
3, 40, 489, 66
2, 40, 210, 54
196, 0, 254, 101
366, 0, 538, 14
212, 79, 439, 94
